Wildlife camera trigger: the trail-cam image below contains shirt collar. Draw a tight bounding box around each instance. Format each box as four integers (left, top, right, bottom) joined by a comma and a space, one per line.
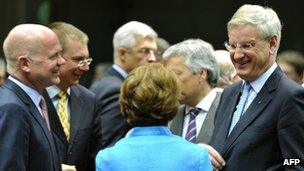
46, 85, 70, 99
113, 64, 128, 79
125, 126, 172, 138
185, 88, 218, 114
246, 63, 277, 93
8, 76, 42, 108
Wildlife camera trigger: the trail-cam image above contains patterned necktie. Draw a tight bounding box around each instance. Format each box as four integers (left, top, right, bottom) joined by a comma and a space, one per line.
57, 91, 70, 140
185, 107, 202, 143
40, 96, 51, 130
228, 82, 252, 136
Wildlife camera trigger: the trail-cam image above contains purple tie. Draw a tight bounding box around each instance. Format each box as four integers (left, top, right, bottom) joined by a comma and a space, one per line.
185, 107, 201, 143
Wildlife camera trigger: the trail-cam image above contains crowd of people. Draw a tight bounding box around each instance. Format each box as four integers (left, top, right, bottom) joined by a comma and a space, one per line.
0, 4, 303, 171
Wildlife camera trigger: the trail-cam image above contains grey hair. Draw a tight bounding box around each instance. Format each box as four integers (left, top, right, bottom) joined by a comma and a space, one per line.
163, 39, 219, 87
228, 4, 282, 56
113, 21, 158, 63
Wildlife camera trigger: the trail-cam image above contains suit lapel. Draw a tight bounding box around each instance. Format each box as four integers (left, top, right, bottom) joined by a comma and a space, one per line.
43, 90, 68, 144
197, 91, 222, 143
69, 86, 84, 145
222, 67, 281, 156
169, 105, 186, 136
4, 80, 57, 160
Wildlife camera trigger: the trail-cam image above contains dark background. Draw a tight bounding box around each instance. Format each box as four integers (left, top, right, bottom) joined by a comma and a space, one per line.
1, 0, 303, 87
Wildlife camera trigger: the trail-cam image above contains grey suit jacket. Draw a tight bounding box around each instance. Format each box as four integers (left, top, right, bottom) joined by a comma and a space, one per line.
44, 85, 99, 171
170, 91, 222, 144
210, 67, 304, 170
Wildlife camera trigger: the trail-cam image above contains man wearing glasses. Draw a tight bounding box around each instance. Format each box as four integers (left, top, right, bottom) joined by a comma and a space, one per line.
209, 4, 304, 170
90, 21, 158, 149
44, 22, 100, 171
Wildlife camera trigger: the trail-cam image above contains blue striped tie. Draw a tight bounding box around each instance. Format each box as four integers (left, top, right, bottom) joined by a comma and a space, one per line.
185, 107, 202, 143
228, 82, 252, 136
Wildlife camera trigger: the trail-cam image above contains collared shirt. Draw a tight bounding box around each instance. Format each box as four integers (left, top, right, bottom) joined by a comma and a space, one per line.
8, 76, 44, 115
46, 85, 71, 118
113, 64, 128, 79
182, 88, 219, 138
125, 126, 172, 138
242, 63, 277, 112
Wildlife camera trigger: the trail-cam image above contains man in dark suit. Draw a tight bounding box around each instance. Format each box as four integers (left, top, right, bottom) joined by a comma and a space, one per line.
210, 4, 304, 170
163, 39, 221, 144
44, 22, 100, 171
0, 24, 65, 170
90, 21, 158, 148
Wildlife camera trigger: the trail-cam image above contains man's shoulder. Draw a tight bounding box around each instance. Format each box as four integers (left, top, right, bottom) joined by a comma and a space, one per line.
72, 84, 96, 98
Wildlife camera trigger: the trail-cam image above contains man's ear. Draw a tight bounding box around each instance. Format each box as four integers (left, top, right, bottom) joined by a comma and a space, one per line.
118, 47, 128, 63
269, 35, 278, 55
199, 69, 208, 82
19, 56, 30, 73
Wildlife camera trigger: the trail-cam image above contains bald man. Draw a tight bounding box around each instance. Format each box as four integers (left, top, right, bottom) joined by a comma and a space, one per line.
0, 24, 65, 171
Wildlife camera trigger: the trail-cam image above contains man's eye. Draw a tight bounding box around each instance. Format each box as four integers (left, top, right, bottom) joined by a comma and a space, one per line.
242, 43, 254, 49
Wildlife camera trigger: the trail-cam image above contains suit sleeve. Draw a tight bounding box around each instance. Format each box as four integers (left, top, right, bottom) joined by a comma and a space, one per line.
0, 104, 30, 171
94, 83, 130, 149
278, 88, 304, 169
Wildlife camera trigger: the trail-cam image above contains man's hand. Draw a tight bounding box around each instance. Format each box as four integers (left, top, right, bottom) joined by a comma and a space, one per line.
197, 143, 225, 171
61, 164, 77, 171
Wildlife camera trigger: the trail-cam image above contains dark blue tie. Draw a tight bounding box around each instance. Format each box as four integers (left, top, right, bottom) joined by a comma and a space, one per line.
185, 107, 202, 143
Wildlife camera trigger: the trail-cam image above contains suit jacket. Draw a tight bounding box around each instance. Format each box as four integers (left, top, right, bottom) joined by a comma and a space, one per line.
170, 91, 222, 144
0, 79, 61, 171
90, 66, 131, 149
210, 67, 304, 170
95, 126, 212, 171
43, 85, 99, 171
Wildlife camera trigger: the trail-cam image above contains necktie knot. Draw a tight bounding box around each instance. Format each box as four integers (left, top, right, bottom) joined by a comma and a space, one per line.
58, 91, 68, 100
243, 82, 251, 93
188, 107, 202, 117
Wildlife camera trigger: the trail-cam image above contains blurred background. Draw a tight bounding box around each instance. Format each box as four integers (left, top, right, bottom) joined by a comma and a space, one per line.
1, 0, 303, 87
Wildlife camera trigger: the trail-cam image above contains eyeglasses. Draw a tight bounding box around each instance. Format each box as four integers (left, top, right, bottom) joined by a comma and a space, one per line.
224, 42, 255, 52
74, 58, 93, 67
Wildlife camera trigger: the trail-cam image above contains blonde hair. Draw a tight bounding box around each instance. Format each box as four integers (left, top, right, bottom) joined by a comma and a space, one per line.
49, 21, 88, 52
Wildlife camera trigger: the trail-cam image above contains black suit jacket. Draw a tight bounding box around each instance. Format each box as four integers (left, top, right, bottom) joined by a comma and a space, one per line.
43, 85, 100, 171
90, 66, 131, 149
210, 67, 304, 170
0, 79, 61, 171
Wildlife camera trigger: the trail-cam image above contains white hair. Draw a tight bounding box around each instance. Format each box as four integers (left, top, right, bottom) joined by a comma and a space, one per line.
163, 39, 219, 87
113, 21, 158, 63
228, 4, 282, 56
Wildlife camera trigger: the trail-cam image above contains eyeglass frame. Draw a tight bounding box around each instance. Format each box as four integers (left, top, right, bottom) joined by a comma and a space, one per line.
68, 57, 93, 67
224, 41, 256, 52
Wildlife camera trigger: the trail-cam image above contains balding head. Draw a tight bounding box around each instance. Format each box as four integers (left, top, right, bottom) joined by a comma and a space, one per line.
3, 24, 59, 74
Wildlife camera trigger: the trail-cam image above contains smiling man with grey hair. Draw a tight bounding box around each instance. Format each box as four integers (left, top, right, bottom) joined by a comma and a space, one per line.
164, 39, 221, 145
90, 21, 158, 149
